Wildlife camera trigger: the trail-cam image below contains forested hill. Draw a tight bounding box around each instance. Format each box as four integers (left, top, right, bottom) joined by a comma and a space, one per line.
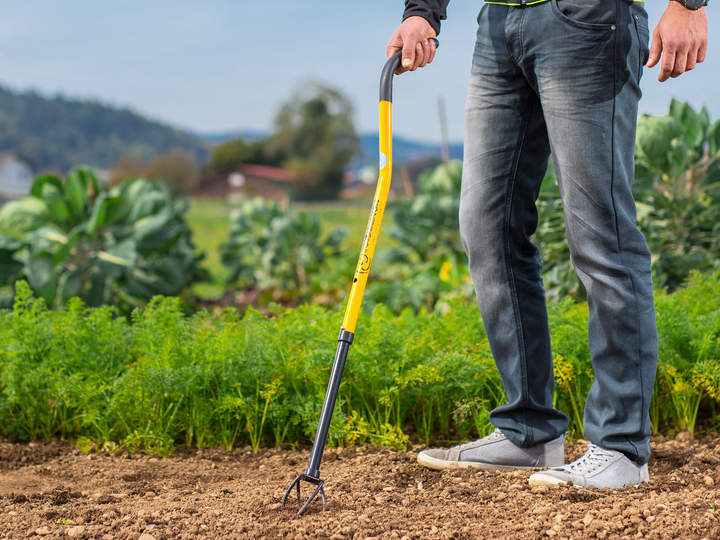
0, 86, 208, 173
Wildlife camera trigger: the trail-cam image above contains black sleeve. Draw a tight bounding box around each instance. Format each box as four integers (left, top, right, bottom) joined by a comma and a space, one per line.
402, 0, 450, 36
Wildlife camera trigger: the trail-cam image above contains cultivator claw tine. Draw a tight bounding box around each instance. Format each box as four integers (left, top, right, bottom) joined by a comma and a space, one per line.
282, 473, 326, 516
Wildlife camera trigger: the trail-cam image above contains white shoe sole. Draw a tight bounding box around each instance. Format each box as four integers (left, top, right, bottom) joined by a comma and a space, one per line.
528, 472, 568, 486
417, 451, 540, 471
528, 471, 649, 488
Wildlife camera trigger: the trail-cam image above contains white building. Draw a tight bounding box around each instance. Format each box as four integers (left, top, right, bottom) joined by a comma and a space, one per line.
0, 153, 35, 206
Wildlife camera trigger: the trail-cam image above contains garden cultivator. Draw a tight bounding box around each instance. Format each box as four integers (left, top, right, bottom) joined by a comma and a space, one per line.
282, 45, 436, 516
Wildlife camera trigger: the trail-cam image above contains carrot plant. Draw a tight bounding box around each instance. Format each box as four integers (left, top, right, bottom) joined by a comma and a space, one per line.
0, 273, 719, 454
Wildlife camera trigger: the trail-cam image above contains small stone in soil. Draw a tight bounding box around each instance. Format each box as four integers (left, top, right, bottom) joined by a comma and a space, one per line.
67, 526, 86, 538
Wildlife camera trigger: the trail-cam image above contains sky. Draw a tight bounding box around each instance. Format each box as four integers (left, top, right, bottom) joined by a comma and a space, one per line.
0, 1, 716, 143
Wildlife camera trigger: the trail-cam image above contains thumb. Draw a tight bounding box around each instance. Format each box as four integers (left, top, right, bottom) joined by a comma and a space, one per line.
647, 32, 662, 68
402, 40, 416, 70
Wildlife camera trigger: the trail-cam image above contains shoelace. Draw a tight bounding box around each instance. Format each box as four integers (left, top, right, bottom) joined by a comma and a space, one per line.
455, 428, 502, 450
564, 444, 616, 475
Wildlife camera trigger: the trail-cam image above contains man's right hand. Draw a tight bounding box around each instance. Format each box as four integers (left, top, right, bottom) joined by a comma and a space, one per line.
386, 16, 438, 75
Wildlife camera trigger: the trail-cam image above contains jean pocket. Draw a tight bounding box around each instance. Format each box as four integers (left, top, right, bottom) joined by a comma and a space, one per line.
550, 0, 616, 31
633, 12, 650, 75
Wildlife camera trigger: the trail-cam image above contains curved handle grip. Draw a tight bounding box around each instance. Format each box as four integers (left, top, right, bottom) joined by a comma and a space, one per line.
379, 52, 402, 103
379, 39, 439, 103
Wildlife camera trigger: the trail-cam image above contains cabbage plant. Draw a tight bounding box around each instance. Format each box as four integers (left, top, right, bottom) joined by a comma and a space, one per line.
0, 167, 207, 310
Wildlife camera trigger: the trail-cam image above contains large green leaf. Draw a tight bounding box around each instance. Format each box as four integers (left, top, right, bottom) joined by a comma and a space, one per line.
635, 115, 684, 174
26, 251, 57, 305
126, 259, 186, 297
708, 119, 720, 158
132, 206, 172, 242
0, 249, 23, 287
64, 170, 89, 221
86, 193, 109, 236
37, 181, 71, 225
88, 274, 107, 307
98, 239, 137, 279
0, 198, 49, 235
669, 98, 706, 150
52, 227, 86, 267
59, 269, 82, 304
30, 175, 63, 198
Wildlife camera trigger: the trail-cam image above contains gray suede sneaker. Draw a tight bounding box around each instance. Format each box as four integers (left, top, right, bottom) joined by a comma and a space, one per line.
528, 443, 649, 489
417, 429, 565, 471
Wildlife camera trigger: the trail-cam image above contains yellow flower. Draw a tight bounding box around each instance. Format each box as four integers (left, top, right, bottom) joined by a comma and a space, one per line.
439, 261, 452, 282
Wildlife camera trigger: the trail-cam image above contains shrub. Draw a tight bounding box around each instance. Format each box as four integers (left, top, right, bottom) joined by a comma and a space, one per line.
219, 197, 347, 304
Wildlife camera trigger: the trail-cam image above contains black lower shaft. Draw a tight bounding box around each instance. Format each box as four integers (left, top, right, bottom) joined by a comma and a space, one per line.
304, 329, 354, 478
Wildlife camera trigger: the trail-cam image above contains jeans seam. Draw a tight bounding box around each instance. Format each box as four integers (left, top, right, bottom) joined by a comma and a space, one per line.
610, 6, 643, 459
504, 95, 535, 447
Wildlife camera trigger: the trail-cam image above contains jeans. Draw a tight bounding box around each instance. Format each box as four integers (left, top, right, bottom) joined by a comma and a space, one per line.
458, 0, 657, 465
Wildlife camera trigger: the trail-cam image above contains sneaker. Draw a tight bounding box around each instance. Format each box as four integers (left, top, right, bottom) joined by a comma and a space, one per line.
528, 443, 649, 489
417, 429, 565, 471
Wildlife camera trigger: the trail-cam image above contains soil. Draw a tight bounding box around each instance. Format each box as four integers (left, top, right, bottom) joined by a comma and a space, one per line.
1, 436, 719, 540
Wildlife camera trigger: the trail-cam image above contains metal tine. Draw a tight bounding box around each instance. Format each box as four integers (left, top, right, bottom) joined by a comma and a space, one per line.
298, 482, 325, 516
282, 474, 326, 516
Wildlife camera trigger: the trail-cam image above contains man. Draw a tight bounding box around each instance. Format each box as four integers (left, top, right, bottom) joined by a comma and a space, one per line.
387, 0, 708, 489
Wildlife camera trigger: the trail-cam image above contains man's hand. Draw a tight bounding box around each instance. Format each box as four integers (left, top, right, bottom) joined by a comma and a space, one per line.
647, 2, 708, 82
386, 16, 437, 75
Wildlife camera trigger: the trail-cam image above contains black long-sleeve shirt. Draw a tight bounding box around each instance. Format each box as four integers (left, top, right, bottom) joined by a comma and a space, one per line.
402, 0, 638, 36
402, 0, 451, 36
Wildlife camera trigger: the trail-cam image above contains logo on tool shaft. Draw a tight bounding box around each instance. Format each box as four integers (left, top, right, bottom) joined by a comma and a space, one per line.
359, 254, 371, 274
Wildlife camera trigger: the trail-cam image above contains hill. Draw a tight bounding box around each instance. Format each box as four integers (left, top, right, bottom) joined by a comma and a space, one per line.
353, 133, 463, 170
0, 86, 208, 173
196, 130, 463, 169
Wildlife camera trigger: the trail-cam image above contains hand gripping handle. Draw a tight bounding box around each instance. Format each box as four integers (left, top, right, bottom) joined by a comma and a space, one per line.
379, 38, 438, 103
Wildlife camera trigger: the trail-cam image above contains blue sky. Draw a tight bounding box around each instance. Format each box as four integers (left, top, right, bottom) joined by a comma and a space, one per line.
0, 1, 716, 142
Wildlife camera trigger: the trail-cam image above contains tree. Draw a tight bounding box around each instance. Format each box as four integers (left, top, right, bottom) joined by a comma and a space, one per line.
268, 84, 359, 201
144, 151, 200, 197
110, 151, 200, 197
208, 138, 278, 171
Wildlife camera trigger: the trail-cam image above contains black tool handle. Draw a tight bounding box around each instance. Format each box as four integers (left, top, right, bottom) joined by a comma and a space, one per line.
379, 38, 438, 103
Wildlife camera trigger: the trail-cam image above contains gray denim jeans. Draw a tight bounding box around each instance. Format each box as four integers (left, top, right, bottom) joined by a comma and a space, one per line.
458, 0, 657, 465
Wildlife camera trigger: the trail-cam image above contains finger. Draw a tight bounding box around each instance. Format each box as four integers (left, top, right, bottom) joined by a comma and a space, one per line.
658, 48, 675, 82
419, 39, 431, 68
671, 49, 687, 78
685, 49, 698, 72
402, 40, 417, 72
428, 38, 437, 64
647, 30, 662, 68
697, 39, 708, 63
412, 42, 425, 71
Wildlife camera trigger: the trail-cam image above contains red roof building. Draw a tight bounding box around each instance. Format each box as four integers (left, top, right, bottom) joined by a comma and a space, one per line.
195, 164, 295, 202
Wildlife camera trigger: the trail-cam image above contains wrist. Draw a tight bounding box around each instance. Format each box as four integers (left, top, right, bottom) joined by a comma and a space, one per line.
670, 0, 708, 10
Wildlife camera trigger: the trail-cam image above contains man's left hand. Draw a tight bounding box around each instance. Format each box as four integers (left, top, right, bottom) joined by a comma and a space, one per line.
647, 2, 708, 82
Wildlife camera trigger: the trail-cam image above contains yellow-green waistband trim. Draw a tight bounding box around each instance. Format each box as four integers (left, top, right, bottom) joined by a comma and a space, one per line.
484, 0, 643, 5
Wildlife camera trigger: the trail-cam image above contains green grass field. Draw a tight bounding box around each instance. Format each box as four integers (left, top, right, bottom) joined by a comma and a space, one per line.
186, 197, 395, 296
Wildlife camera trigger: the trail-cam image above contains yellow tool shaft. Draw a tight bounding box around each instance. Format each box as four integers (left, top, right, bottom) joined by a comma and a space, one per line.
341, 100, 393, 333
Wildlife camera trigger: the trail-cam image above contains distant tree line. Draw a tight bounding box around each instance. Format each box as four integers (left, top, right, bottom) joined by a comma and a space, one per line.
0, 86, 208, 173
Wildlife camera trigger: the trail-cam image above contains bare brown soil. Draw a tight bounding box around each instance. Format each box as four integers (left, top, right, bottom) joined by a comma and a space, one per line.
0, 436, 719, 540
